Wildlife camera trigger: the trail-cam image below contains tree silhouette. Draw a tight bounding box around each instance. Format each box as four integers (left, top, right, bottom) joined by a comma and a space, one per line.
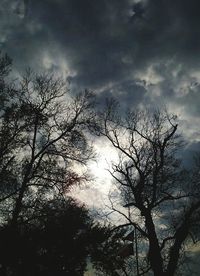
0, 55, 97, 226
0, 197, 125, 276
0, 53, 127, 276
97, 100, 200, 276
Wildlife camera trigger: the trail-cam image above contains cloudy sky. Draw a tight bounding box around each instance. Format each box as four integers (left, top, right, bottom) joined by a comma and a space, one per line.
1, 0, 200, 206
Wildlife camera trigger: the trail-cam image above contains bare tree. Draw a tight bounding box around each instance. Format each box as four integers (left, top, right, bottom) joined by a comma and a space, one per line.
97, 100, 200, 276
0, 63, 96, 227
0, 54, 129, 275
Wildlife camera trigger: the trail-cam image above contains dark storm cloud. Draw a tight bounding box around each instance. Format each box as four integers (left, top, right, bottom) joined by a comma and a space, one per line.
181, 141, 200, 168
1, 0, 200, 131
96, 80, 147, 112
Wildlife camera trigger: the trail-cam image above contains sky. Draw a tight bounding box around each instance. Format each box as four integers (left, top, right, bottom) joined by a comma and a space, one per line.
1, 0, 200, 207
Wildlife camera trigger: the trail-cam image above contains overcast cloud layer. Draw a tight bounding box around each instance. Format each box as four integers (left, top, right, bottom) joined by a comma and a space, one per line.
1, 0, 200, 182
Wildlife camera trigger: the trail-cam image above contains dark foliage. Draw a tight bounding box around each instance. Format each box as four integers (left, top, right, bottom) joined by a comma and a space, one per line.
0, 198, 109, 276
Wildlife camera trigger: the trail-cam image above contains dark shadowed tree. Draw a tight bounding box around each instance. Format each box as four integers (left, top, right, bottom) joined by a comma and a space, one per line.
0, 198, 89, 275
0, 197, 126, 276
88, 223, 128, 276
96, 100, 200, 276
0, 54, 97, 226
0, 54, 127, 276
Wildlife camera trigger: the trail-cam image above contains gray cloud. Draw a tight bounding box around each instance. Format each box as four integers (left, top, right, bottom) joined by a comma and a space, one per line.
2, 1, 200, 79
1, 0, 200, 145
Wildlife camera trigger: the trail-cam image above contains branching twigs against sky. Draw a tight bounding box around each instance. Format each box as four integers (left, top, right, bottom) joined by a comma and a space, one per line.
95, 101, 200, 276
0, 60, 97, 226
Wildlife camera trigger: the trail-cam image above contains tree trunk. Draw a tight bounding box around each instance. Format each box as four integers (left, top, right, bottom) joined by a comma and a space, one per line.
11, 163, 32, 226
145, 211, 164, 276
166, 224, 189, 276
11, 184, 26, 227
